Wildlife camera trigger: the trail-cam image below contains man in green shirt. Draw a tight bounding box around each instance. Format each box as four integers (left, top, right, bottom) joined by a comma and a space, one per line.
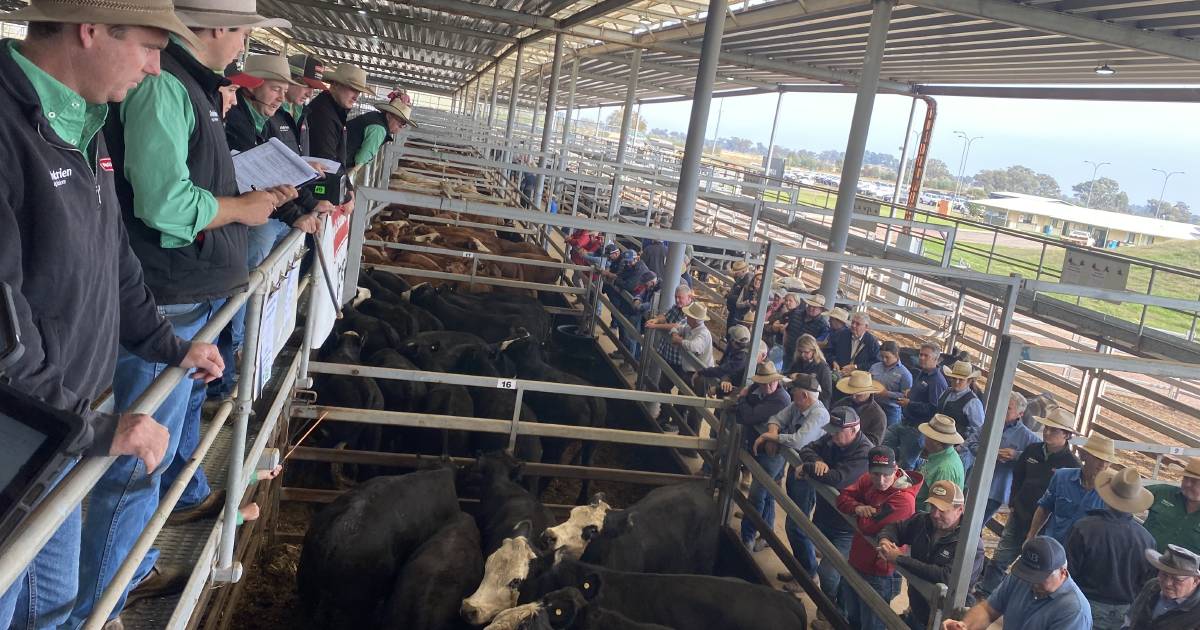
346, 89, 417, 171
1145, 457, 1200, 553
916, 413, 966, 511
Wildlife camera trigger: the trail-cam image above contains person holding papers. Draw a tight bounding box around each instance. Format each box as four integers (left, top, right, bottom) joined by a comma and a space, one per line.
77, 0, 298, 624
346, 89, 417, 170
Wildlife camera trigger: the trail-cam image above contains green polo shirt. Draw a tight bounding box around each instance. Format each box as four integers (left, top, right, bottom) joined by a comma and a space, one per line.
353, 123, 388, 167
9, 42, 107, 154
1144, 484, 1200, 553
916, 446, 965, 511
118, 35, 219, 248
246, 99, 270, 134
282, 101, 303, 120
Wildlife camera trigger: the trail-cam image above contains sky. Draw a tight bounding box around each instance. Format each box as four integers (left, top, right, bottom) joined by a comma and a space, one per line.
576, 91, 1200, 210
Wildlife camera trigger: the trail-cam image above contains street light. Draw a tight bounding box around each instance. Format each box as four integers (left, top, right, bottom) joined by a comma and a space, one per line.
1151, 168, 1185, 219
1082, 160, 1110, 209
953, 130, 983, 201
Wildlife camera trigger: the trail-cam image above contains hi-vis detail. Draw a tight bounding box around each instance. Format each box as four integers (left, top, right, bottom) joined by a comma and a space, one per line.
49, 167, 73, 188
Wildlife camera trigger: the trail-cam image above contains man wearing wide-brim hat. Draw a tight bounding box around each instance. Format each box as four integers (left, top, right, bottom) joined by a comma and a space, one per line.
76, 0, 298, 625
347, 88, 417, 171
834, 370, 886, 448
0, 0, 236, 627
915, 414, 965, 512
1145, 456, 1200, 554
935, 359, 985, 476
1065, 467, 1156, 628
662, 301, 713, 434
307, 61, 370, 170
1026, 432, 1118, 547
734, 362, 794, 550
1126, 544, 1200, 629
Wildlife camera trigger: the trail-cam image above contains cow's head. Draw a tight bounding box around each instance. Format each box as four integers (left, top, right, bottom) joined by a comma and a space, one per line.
399, 282, 430, 303
483, 578, 603, 630
462, 521, 545, 626
541, 493, 610, 563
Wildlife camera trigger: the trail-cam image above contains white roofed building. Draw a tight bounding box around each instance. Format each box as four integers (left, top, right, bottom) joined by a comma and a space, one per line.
969, 192, 1200, 248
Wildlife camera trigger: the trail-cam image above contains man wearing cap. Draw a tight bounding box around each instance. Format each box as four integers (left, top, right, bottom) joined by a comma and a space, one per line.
724, 260, 753, 331
829, 310, 880, 376
1065, 468, 1156, 628
936, 360, 985, 474
880, 480, 984, 629
735, 362, 794, 550
869, 340, 912, 428
280, 53, 325, 156
605, 249, 649, 360
77, 0, 296, 624
790, 406, 874, 597
1124, 544, 1200, 629
347, 89, 416, 170
833, 370, 886, 447
0, 1, 230, 626
307, 62, 369, 167
785, 292, 830, 362
915, 414, 965, 512
887, 341, 948, 470
945, 536, 1091, 629
1027, 433, 1117, 545
977, 407, 1080, 598
1144, 457, 1200, 553
981, 392, 1040, 528
836, 446, 922, 630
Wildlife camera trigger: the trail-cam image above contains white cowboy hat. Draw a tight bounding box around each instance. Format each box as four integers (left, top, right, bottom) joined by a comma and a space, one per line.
375, 89, 418, 128
174, 0, 290, 29
683, 302, 709, 322
918, 414, 964, 445
325, 63, 371, 94
835, 370, 885, 395
5, 0, 198, 47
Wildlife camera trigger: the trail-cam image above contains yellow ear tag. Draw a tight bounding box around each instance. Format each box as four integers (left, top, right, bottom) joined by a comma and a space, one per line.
583, 581, 590, 589
555, 609, 563, 616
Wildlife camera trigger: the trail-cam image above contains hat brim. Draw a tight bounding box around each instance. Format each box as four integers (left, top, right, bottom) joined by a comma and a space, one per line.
227, 73, 265, 89
942, 365, 981, 379
243, 69, 302, 87
918, 422, 964, 445
298, 76, 329, 90
926, 496, 959, 512
751, 374, 786, 384
328, 77, 371, 94
824, 422, 858, 434
5, 4, 201, 49
803, 298, 826, 309
829, 313, 849, 324
868, 464, 895, 475
836, 380, 885, 395
175, 9, 290, 30
1146, 549, 1200, 577
1010, 558, 1055, 585
1081, 445, 1121, 464
1035, 415, 1076, 434
376, 103, 419, 129
1096, 484, 1154, 513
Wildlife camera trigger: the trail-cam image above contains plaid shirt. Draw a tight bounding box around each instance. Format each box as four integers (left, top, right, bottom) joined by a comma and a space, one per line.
655, 305, 687, 368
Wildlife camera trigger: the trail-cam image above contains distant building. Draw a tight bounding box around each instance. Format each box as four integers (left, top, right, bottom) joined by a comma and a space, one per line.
969, 191, 1200, 247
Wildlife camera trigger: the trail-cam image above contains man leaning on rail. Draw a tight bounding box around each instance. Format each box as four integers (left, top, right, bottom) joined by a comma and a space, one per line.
69, 0, 297, 626
0, 1, 225, 627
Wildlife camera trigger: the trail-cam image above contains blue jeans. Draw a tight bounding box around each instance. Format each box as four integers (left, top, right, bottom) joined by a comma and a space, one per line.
740, 449, 786, 545
1089, 601, 1127, 630
839, 571, 901, 630
783, 474, 817, 572
70, 300, 219, 626
0, 474, 81, 630
883, 424, 925, 470
978, 513, 1029, 596
815, 528, 855, 600
883, 405, 902, 427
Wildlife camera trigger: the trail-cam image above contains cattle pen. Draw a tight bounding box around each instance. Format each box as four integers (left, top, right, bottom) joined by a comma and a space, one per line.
2, 2, 1200, 629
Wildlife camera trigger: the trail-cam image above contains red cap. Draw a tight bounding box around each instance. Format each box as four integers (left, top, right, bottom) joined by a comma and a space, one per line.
227, 73, 266, 90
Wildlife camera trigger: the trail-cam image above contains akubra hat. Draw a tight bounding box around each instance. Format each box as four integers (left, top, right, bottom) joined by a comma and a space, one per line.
1079, 433, 1120, 464
836, 370, 885, 395
918, 414, 964, 445
1095, 467, 1154, 513
942, 360, 981, 380
324, 63, 371, 93
730, 260, 749, 274
229, 54, 300, 89
1035, 407, 1077, 434
4, 0, 199, 48
827, 307, 850, 325
1145, 544, 1200, 578
375, 89, 419, 128
682, 301, 709, 322
1180, 456, 1200, 481
174, 0, 290, 29
803, 293, 827, 310
750, 362, 786, 385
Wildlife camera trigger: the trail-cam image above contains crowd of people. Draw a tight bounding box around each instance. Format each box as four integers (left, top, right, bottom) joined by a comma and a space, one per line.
1, 0, 416, 627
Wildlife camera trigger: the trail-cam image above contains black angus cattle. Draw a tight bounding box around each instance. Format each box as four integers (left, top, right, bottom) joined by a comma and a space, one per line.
298, 467, 462, 630
495, 333, 606, 505
448, 346, 542, 466
440, 289, 552, 342
400, 330, 489, 371
473, 451, 555, 555
311, 332, 386, 484
520, 561, 808, 630
380, 512, 483, 630
362, 270, 445, 332
576, 483, 718, 575
491, 587, 673, 630
366, 348, 427, 413
357, 297, 420, 339
334, 305, 404, 359
407, 283, 531, 343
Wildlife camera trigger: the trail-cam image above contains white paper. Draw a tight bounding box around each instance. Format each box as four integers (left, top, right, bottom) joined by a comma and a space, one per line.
233, 137, 320, 193
302, 156, 342, 174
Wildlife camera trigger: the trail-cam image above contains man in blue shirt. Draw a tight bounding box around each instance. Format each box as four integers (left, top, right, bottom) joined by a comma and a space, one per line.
983, 392, 1040, 528
945, 536, 1091, 629
1027, 433, 1118, 544
887, 342, 948, 470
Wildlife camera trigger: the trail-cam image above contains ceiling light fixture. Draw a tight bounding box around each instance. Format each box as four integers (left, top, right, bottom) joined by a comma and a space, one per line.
1094, 63, 1116, 76
357, 8, 367, 15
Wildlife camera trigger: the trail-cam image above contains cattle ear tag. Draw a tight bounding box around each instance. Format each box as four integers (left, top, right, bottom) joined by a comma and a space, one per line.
582, 581, 590, 590
554, 608, 563, 616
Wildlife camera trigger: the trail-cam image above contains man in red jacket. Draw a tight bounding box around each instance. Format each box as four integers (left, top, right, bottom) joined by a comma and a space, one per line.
836, 446, 923, 630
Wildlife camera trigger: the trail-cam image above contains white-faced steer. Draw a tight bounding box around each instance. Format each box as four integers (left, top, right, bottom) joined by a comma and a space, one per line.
541, 495, 611, 564
461, 523, 548, 626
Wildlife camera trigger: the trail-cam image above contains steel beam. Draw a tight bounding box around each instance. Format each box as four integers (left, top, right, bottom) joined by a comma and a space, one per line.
504, 44, 525, 165
819, 0, 894, 305
488, 64, 500, 128
287, 20, 493, 62
917, 84, 1200, 102
535, 33, 566, 206
530, 69, 544, 135
749, 90, 784, 240
606, 49, 641, 220
264, 0, 517, 43
290, 38, 474, 75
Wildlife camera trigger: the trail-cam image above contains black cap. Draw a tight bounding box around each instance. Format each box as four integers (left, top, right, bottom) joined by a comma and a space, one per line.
1012, 536, 1066, 584
789, 373, 821, 393
824, 406, 861, 433
288, 53, 328, 89
868, 446, 896, 473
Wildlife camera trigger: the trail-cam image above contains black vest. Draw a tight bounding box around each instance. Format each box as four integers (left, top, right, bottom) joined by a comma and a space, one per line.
345, 111, 392, 167
306, 90, 348, 166
938, 388, 979, 439
276, 103, 309, 156
105, 41, 246, 305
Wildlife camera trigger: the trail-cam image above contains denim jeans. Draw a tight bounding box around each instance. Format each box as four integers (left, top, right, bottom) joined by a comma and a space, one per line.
883, 424, 925, 470
1089, 601, 1128, 630
784, 474, 818, 572
977, 515, 1028, 596
981, 498, 1002, 532
883, 405, 902, 427
70, 300, 219, 627
740, 449, 786, 545
839, 571, 901, 630
0, 469, 81, 630
814, 528, 855, 600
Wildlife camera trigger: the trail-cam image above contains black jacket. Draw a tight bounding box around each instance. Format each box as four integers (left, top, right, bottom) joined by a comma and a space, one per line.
106, 41, 246, 304
1065, 508, 1156, 605
0, 41, 186, 454
306, 90, 348, 166
1125, 577, 1200, 630
346, 110, 392, 167
880, 512, 985, 624
832, 395, 884, 449
277, 102, 310, 156
1008, 442, 1080, 531
734, 384, 790, 431
223, 92, 310, 225
799, 431, 872, 532
827, 328, 880, 371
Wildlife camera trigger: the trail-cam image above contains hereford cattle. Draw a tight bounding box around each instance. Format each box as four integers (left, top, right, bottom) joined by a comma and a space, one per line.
519, 561, 808, 630
380, 512, 483, 630
461, 522, 550, 626
298, 467, 462, 629
483, 587, 673, 630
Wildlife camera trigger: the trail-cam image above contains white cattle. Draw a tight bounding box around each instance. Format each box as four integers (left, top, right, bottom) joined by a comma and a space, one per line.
541, 495, 610, 564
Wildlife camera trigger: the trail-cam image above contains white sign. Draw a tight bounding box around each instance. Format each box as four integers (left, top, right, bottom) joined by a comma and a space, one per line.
255, 263, 300, 397
495, 379, 516, 390
308, 205, 353, 348
1060, 248, 1130, 302
852, 198, 882, 230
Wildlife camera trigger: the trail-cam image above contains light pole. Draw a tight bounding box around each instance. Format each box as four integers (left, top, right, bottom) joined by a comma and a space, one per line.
1152, 168, 1185, 218
1082, 160, 1110, 209
953, 130, 982, 201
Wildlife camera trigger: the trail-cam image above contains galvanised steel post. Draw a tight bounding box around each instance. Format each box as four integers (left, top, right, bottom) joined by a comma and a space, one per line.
504, 44, 524, 166
748, 91, 784, 241
530, 69, 543, 135
554, 56, 580, 199
660, 0, 732, 310
891, 96, 919, 209
606, 49, 641, 220
818, 0, 894, 306
535, 33, 565, 207
488, 63, 500, 130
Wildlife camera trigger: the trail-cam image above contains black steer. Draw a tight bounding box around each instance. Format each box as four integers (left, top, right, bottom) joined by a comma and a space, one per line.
357, 297, 420, 339
407, 283, 530, 343
520, 561, 808, 630
576, 482, 717, 575
298, 467, 462, 630
494, 587, 674, 630
311, 332, 385, 484
400, 330, 489, 371
334, 305, 404, 358
474, 451, 555, 555
380, 511, 483, 630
